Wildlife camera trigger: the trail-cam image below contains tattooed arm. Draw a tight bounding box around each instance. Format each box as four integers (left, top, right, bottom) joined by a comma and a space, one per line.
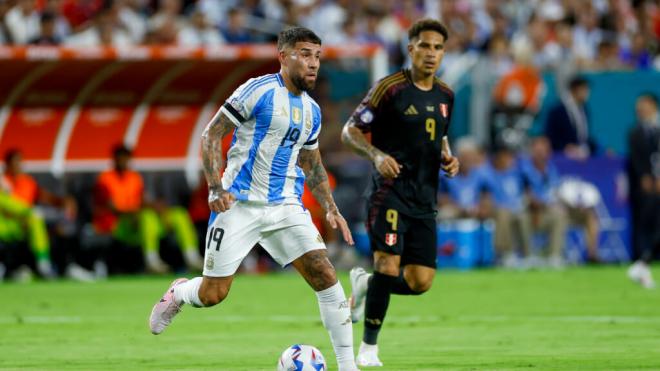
298, 148, 354, 245
341, 123, 401, 179
201, 110, 236, 212
298, 148, 335, 212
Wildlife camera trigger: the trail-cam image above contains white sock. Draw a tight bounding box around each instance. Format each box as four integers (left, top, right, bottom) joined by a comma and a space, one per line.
173, 277, 203, 307
316, 281, 357, 370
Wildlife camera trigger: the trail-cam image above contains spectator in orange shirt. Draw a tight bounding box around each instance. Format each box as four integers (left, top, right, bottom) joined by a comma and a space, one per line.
0, 149, 85, 280
94, 145, 202, 274
491, 41, 545, 150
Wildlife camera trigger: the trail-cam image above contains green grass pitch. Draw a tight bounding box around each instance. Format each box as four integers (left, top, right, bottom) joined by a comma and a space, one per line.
1, 266, 659, 370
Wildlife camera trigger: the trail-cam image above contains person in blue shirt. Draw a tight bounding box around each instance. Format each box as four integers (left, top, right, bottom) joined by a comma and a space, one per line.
521, 136, 601, 265
437, 138, 491, 221
520, 137, 566, 265
221, 8, 253, 44
482, 143, 531, 266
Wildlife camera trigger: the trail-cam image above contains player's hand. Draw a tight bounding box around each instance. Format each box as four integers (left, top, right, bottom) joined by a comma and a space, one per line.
374, 152, 402, 179
208, 186, 235, 213
326, 209, 354, 245
441, 151, 459, 178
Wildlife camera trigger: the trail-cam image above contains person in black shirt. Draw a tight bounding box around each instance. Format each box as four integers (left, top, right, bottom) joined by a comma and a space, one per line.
627, 93, 660, 289
544, 77, 598, 159
28, 12, 61, 45
341, 18, 459, 367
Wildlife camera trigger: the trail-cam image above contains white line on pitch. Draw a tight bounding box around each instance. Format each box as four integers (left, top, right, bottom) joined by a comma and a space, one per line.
0, 314, 658, 325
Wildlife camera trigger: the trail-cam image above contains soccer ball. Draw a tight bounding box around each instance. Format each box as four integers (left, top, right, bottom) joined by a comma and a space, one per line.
277, 344, 327, 371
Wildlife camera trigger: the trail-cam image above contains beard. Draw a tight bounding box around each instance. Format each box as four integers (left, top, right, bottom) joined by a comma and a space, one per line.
292, 73, 315, 92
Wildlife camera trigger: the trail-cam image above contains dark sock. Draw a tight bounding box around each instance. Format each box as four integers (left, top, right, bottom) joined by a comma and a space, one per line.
641, 249, 653, 264
363, 271, 396, 345
390, 272, 421, 295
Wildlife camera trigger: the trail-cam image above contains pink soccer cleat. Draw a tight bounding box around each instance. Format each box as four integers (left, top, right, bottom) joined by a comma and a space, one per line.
149, 278, 188, 334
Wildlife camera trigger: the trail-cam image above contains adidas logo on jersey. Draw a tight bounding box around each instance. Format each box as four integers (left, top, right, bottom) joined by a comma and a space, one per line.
404, 104, 418, 115
275, 106, 288, 117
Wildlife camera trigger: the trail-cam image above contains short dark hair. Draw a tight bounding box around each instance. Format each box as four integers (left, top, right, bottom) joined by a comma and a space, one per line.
569, 76, 589, 90
408, 19, 448, 42
638, 92, 659, 107
277, 26, 322, 51
4, 148, 20, 165
40, 11, 56, 23
112, 144, 132, 159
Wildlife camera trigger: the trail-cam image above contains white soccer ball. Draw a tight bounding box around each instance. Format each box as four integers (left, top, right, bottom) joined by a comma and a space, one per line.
277, 344, 327, 371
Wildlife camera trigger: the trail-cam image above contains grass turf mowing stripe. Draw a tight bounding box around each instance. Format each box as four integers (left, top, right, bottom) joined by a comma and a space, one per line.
0, 266, 659, 370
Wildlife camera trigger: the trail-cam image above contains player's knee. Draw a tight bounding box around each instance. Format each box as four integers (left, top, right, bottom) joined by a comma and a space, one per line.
199, 287, 228, 307
373, 257, 399, 276
375, 266, 399, 277
408, 279, 432, 294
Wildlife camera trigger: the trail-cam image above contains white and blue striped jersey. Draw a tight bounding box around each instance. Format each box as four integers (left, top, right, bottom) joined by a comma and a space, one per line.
218, 72, 322, 205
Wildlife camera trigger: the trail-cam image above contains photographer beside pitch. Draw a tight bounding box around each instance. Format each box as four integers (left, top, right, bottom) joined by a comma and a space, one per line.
341, 19, 460, 367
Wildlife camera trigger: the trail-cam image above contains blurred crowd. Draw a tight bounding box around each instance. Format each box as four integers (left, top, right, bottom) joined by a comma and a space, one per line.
0, 0, 658, 70
1, 0, 659, 284
1, 89, 658, 283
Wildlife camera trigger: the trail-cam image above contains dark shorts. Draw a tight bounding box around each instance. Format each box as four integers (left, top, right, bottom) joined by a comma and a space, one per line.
366, 204, 437, 268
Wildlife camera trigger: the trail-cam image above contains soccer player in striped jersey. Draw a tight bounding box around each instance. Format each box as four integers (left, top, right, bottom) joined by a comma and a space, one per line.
149, 27, 360, 371
341, 19, 460, 367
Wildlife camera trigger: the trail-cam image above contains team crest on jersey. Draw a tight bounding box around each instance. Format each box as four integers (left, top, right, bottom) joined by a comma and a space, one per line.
440, 103, 448, 118
305, 111, 312, 130
292, 107, 302, 124
385, 233, 397, 246
205, 254, 214, 270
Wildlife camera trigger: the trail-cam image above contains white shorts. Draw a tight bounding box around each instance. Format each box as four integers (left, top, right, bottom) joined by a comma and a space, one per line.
202, 202, 326, 277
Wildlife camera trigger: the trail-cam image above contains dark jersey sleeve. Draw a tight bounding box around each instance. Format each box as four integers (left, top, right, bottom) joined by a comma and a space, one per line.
347, 72, 405, 133
347, 82, 384, 133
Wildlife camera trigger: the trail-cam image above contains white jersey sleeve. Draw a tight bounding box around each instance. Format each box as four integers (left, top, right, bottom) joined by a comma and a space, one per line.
220, 74, 280, 127
302, 99, 322, 150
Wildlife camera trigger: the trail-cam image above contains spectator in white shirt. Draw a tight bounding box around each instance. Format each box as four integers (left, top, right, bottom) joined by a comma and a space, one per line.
177, 9, 225, 46
118, 0, 148, 44
65, 6, 132, 47
4, 0, 40, 44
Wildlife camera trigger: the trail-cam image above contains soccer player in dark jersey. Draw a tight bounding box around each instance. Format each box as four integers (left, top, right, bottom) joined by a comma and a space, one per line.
341, 19, 460, 367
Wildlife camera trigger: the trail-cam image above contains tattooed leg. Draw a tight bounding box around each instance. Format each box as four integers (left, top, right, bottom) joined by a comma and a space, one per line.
292, 249, 337, 291
293, 249, 356, 369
